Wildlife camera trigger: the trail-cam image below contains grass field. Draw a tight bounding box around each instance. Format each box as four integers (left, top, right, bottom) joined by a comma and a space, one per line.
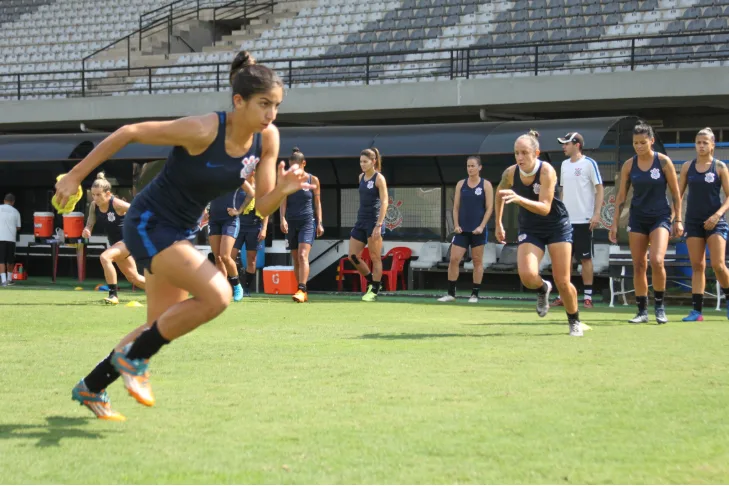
1, 283, 728, 484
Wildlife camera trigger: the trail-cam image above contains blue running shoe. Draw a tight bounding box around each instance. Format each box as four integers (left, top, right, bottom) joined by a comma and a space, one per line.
682, 310, 704, 322
232, 284, 244, 302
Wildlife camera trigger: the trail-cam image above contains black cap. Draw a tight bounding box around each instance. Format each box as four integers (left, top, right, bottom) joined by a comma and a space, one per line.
557, 132, 584, 147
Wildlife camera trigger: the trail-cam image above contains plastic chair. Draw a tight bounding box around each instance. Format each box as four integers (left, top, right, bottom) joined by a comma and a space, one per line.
381, 246, 413, 291
338, 247, 371, 291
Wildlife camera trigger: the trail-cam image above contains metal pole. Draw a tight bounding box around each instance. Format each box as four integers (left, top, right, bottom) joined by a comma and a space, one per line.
365, 56, 370, 85
127, 36, 131, 75
630, 38, 635, 71
534, 45, 539, 76
16, 74, 20, 100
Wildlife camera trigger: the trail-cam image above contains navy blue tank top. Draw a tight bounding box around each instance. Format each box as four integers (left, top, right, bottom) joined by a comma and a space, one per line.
512, 163, 570, 233
357, 172, 381, 222
459, 178, 486, 232
133, 111, 262, 228
209, 187, 246, 222
94, 196, 124, 242
629, 153, 670, 218
687, 158, 724, 224
286, 175, 314, 221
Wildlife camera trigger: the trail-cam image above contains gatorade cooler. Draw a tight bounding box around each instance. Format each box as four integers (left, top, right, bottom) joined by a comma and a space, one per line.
63, 212, 85, 239
262, 265, 297, 295
12, 263, 27, 281
33, 212, 54, 238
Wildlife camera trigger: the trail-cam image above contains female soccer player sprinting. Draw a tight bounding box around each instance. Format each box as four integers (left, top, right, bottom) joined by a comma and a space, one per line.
495, 130, 586, 337
82, 172, 146, 305
57, 51, 312, 421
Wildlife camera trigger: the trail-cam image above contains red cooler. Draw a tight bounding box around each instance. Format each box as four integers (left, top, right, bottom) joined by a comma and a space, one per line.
63, 212, 85, 239
33, 212, 54, 238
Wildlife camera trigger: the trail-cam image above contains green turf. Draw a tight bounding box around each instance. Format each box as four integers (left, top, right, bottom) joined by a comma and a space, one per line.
1, 285, 728, 484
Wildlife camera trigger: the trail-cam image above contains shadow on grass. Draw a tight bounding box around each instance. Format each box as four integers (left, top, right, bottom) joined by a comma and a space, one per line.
357, 331, 561, 340
0, 302, 105, 306
0, 416, 114, 447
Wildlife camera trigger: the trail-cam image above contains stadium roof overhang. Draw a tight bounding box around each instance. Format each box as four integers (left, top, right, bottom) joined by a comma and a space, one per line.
0, 115, 644, 162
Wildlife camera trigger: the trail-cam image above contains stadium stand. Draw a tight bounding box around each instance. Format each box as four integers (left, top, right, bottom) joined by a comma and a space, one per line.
1, 0, 729, 99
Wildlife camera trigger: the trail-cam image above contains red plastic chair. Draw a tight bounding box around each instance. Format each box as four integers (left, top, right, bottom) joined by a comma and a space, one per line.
381, 247, 413, 291
338, 247, 371, 291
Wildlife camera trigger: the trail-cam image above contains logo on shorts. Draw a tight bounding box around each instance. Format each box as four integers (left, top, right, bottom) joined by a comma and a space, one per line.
626, 225, 631, 232
367, 180, 375, 189
518, 233, 527, 242
705, 172, 716, 183
239, 155, 260, 179
533, 183, 541, 195
384, 196, 403, 231
107, 212, 115, 222
574, 168, 582, 177
475, 187, 483, 196
650, 168, 661, 180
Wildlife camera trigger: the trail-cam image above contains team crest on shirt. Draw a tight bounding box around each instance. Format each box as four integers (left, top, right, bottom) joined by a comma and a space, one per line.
600, 194, 616, 228
574, 168, 582, 177
107, 212, 115, 223
475, 187, 483, 196
650, 168, 661, 180
533, 183, 541, 195
518, 233, 527, 242
384, 196, 403, 231
705, 172, 716, 183
239, 155, 260, 179
367, 180, 375, 189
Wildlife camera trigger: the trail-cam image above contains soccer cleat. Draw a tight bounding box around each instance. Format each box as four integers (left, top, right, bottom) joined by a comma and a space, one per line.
568, 320, 584, 337
362, 285, 377, 302
243, 288, 251, 298
551, 296, 564, 307
6, 280, 14, 286
655, 307, 668, 324
71, 380, 125, 421
104, 295, 119, 305
232, 284, 244, 302
111, 345, 155, 407
629, 311, 649, 324
292, 289, 308, 303
682, 310, 704, 322
437, 295, 456, 302
536, 281, 552, 318
583, 298, 594, 309
468, 295, 479, 303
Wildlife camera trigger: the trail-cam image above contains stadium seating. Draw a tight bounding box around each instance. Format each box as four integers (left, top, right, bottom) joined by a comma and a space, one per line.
1, 0, 729, 99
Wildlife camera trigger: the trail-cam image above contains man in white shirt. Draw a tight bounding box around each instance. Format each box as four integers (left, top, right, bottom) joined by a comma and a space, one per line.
553, 133, 604, 308
0, 193, 22, 286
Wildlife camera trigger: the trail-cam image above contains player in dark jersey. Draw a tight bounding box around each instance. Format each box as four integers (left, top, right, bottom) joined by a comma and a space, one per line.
280, 148, 323, 303
208, 179, 254, 302
57, 51, 312, 421
82, 172, 146, 305
495, 130, 585, 337
438, 156, 493, 303
348, 147, 388, 302
230, 171, 268, 297
677, 127, 729, 321
610, 122, 682, 324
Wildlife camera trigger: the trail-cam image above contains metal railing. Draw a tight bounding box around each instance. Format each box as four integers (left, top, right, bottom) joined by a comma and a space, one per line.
73, 0, 274, 78
1, 29, 727, 101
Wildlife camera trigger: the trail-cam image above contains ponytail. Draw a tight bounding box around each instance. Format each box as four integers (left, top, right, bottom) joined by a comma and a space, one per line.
361, 147, 382, 171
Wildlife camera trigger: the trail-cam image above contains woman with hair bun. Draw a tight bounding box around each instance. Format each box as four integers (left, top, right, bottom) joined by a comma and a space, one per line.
82, 172, 146, 305
347, 147, 388, 302
57, 50, 313, 421
610, 122, 682, 325
495, 130, 586, 337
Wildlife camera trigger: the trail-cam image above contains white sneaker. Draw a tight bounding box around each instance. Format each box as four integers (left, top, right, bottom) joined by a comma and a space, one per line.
569, 320, 584, 337
536, 281, 552, 318
437, 295, 456, 302
468, 295, 479, 303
